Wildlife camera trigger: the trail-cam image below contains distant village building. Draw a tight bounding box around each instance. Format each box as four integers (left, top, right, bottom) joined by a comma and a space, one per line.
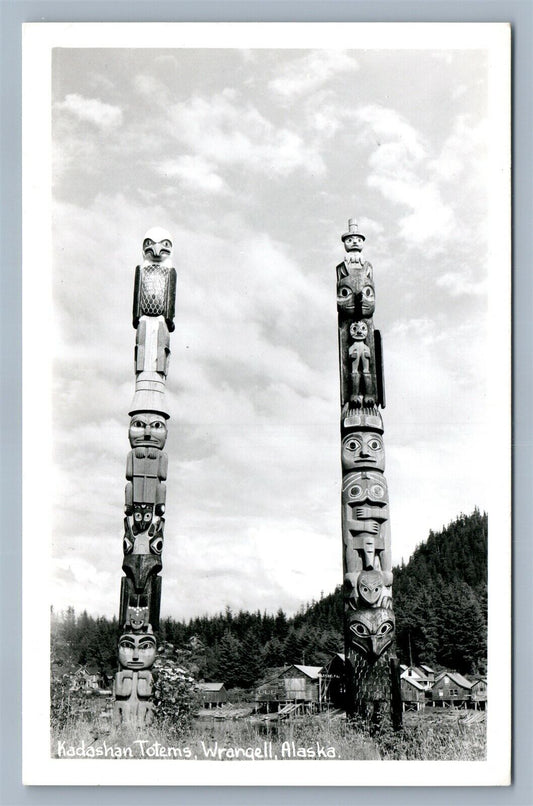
468, 677, 488, 710
400, 664, 434, 691
429, 671, 473, 708
72, 665, 105, 692
400, 676, 427, 711
319, 653, 346, 709
197, 682, 228, 709
255, 665, 324, 713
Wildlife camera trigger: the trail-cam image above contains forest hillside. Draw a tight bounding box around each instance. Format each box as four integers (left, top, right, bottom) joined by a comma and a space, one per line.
51, 509, 487, 687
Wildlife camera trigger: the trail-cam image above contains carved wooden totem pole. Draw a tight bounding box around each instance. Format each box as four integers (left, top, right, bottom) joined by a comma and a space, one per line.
336, 219, 401, 730
113, 227, 177, 728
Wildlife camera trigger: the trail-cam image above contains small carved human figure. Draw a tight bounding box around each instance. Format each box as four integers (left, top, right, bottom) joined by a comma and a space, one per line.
343, 471, 388, 573
125, 601, 150, 632
113, 631, 157, 728
125, 413, 168, 510
119, 576, 162, 632
349, 321, 376, 406
346, 608, 395, 660
341, 430, 385, 472
337, 219, 368, 274
133, 227, 177, 332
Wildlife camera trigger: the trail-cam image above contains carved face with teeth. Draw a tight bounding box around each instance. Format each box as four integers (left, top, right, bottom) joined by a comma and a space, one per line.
128, 414, 168, 450
118, 632, 157, 670
341, 432, 385, 472
347, 608, 395, 659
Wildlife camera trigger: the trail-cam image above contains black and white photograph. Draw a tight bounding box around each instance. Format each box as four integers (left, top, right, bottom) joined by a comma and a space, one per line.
22, 22, 511, 787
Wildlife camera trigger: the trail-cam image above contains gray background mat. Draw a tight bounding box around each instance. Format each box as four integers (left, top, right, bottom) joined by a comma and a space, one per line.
2, 1, 531, 804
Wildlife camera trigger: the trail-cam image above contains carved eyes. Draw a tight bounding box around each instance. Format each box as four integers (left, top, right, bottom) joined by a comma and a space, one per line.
345, 438, 382, 452
161, 240, 171, 249
350, 620, 393, 637
149, 535, 164, 555
340, 288, 350, 297
361, 585, 380, 595
348, 483, 385, 499
362, 286, 374, 298
131, 419, 165, 430
143, 239, 154, 249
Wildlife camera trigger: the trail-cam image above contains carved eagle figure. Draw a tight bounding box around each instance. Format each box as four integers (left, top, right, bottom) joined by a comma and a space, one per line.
133, 227, 177, 332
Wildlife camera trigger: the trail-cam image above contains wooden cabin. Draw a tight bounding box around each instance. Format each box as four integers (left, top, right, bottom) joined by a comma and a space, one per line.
469, 677, 487, 709
319, 653, 346, 709
255, 664, 323, 713
197, 682, 228, 709
429, 671, 473, 708
400, 676, 427, 711
400, 665, 433, 690
72, 665, 104, 692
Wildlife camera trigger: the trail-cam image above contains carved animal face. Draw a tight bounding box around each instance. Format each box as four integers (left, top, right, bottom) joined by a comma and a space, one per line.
344, 234, 365, 252
118, 633, 157, 670
347, 608, 395, 659
350, 321, 368, 341
129, 414, 167, 449
341, 431, 385, 472
142, 227, 173, 261
342, 471, 388, 506
357, 570, 385, 606
132, 503, 155, 535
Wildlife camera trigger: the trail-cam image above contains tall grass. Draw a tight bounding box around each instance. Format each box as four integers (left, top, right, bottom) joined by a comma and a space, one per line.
52, 707, 485, 761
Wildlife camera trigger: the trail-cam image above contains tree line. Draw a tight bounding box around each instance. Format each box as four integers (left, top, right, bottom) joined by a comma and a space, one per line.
51, 509, 487, 688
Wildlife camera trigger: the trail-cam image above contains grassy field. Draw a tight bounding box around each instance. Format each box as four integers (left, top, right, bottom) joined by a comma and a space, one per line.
51, 703, 486, 761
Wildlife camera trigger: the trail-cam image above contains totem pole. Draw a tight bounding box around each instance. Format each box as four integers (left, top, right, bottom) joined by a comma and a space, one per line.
336, 218, 401, 729
113, 227, 177, 728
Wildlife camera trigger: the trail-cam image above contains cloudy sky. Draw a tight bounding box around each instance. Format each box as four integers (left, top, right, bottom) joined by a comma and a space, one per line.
49, 40, 495, 622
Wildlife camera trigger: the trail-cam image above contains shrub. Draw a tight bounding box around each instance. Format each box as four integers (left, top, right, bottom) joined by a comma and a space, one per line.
152, 657, 199, 736
50, 672, 95, 730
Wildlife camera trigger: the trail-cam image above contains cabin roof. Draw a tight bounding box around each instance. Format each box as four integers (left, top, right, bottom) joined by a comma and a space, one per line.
401, 677, 426, 691
197, 682, 225, 692
291, 665, 323, 679
434, 671, 473, 689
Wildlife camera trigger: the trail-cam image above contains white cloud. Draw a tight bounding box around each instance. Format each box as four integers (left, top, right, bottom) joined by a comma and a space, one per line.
436, 271, 487, 296
352, 105, 459, 252
156, 155, 228, 194
167, 90, 326, 178
269, 50, 359, 100
54, 93, 123, 130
